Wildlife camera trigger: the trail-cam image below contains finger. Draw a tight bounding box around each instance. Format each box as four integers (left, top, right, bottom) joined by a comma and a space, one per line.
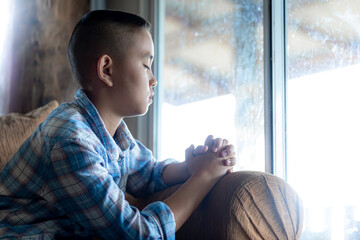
204, 135, 214, 148
223, 159, 231, 166
212, 138, 223, 152
223, 157, 236, 166
222, 139, 229, 147
185, 144, 195, 160
221, 144, 235, 157
229, 157, 236, 166
193, 145, 208, 155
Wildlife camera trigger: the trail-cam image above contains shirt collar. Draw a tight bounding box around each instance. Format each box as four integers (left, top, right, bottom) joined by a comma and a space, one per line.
114, 121, 136, 151
73, 89, 136, 160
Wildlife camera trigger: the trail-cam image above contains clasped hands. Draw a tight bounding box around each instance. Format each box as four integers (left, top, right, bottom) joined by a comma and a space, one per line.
185, 135, 236, 181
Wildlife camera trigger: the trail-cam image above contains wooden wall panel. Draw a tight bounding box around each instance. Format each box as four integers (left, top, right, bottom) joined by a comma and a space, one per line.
10, 0, 90, 113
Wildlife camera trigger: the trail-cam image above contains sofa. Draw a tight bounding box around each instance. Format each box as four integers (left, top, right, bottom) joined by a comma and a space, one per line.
0, 101, 304, 239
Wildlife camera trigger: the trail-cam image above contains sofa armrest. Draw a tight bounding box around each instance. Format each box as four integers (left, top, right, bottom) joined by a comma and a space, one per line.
127, 171, 303, 240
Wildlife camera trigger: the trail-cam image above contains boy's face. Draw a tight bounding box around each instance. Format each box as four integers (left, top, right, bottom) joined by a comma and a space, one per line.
111, 29, 157, 118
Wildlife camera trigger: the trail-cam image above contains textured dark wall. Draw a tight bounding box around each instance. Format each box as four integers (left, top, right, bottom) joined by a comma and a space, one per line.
10, 0, 90, 113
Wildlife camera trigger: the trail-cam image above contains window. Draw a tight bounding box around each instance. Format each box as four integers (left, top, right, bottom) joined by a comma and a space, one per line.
286, 0, 360, 239
0, 0, 12, 115
155, 0, 360, 239
158, 0, 265, 171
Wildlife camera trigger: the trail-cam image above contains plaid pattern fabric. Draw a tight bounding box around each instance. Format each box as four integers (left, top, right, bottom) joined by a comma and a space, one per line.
0, 89, 177, 239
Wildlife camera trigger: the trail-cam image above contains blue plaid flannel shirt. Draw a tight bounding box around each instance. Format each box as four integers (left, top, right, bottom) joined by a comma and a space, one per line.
0, 89, 177, 239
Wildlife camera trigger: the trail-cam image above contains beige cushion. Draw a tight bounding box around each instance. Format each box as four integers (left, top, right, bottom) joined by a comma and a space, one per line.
130, 171, 303, 240
225, 172, 303, 240
0, 100, 59, 170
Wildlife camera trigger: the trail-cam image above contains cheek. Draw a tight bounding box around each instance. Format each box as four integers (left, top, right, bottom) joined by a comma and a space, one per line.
115, 65, 149, 95
134, 72, 150, 92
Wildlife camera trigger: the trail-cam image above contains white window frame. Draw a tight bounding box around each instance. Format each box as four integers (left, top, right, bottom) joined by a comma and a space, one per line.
264, 0, 287, 178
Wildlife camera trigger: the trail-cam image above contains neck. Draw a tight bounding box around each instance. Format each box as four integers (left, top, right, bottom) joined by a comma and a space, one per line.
98, 109, 122, 137
84, 89, 123, 137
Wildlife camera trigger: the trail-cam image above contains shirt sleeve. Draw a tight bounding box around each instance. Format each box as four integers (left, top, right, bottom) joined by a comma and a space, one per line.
46, 138, 176, 240
126, 140, 178, 198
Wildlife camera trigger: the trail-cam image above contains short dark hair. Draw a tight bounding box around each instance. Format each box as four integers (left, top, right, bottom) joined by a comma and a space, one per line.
68, 10, 151, 87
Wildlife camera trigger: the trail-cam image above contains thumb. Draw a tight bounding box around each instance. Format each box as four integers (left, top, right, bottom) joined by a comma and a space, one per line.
185, 144, 195, 160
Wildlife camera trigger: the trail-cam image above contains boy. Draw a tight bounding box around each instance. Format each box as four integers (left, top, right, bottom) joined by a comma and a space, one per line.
0, 10, 236, 239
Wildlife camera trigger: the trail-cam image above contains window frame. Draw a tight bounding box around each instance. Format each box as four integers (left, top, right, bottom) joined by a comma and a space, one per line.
264, 0, 288, 178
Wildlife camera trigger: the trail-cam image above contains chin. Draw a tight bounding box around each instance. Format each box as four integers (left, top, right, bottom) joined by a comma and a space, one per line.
128, 102, 151, 117
133, 107, 149, 117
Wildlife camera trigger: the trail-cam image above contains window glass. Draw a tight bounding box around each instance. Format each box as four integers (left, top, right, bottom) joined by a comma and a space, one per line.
287, 0, 360, 239
160, 0, 264, 171
0, 0, 12, 115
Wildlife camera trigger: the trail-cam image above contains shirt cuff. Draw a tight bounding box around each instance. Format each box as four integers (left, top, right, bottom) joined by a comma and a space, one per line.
142, 201, 176, 240
153, 158, 179, 191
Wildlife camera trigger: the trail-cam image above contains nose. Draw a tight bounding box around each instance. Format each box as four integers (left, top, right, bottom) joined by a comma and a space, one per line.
150, 73, 157, 88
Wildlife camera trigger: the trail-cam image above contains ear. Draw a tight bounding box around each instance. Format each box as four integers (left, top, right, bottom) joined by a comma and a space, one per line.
97, 54, 113, 87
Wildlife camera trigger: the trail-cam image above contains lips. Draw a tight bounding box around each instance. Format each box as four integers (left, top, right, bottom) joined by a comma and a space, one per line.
148, 93, 154, 102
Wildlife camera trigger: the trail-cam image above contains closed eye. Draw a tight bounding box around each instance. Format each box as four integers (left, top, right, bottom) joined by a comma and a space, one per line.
143, 64, 150, 70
